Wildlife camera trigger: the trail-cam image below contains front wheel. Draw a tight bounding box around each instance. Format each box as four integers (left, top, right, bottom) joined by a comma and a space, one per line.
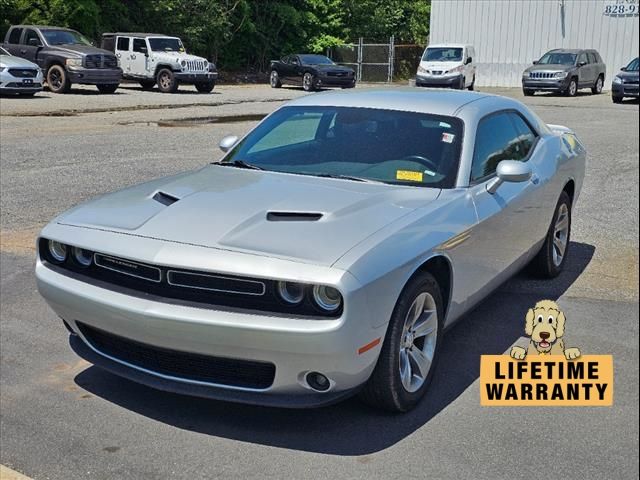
97, 84, 118, 94
195, 81, 215, 93
468, 75, 475, 91
592, 75, 604, 94
565, 78, 578, 97
156, 68, 178, 93
612, 95, 623, 104
302, 72, 316, 92
360, 272, 443, 412
46, 65, 71, 94
523, 88, 535, 96
528, 191, 572, 278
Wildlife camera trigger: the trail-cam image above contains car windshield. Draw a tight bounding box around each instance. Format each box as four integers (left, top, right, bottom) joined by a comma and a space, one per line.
626, 57, 639, 71
538, 52, 576, 65
41, 29, 91, 46
222, 106, 464, 188
299, 55, 335, 65
149, 37, 184, 52
422, 47, 463, 62
0, 47, 9, 55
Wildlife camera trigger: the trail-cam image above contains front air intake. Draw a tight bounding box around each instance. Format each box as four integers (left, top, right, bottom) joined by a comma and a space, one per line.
266, 212, 323, 222
152, 191, 180, 206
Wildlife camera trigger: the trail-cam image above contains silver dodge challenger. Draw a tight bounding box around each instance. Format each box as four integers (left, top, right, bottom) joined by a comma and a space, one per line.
36, 88, 586, 412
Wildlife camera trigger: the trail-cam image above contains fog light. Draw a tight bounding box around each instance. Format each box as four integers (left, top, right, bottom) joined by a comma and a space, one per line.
72, 246, 93, 267
277, 281, 304, 304
312, 285, 342, 312
48, 240, 67, 262
306, 371, 330, 392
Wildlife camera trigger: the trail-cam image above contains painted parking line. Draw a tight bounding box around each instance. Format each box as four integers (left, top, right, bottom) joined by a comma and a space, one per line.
0, 465, 33, 480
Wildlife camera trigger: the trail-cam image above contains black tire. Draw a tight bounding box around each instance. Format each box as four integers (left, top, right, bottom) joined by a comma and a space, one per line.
591, 75, 604, 94
139, 80, 155, 90
468, 75, 475, 91
528, 191, 572, 278
523, 88, 535, 96
612, 96, 623, 104
360, 272, 444, 412
270, 70, 282, 88
46, 65, 71, 94
97, 84, 118, 94
195, 81, 215, 93
565, 77, 578, 97
302, 72, 316, 92
156, 68, 178, 93
458, 76, 466, 90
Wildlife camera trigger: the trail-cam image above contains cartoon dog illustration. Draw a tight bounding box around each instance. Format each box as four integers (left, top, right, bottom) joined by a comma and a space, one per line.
510, 300, 581, 360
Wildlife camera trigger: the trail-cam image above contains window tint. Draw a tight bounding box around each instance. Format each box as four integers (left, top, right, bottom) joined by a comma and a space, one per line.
116, 37, 130, 51
24, 29, 41, 46
8, 28, 22, 44
248, 112, 323, 153
471, 113, 522, 182
508, 113, 537, 159
132, 38, 147, 53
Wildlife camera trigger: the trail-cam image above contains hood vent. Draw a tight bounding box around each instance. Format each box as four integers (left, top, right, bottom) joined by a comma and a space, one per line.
266, 211, 323, 222
152, 191, 180, 206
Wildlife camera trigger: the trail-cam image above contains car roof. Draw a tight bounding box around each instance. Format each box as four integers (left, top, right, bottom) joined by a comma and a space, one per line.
102, 33, 173, 38
285, 87, 519, 118
11, 25, 76, 31
547, 48, 591, 54
426, 44, 472, 49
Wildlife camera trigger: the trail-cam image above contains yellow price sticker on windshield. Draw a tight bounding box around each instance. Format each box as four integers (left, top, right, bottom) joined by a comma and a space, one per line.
396, 170, 423, 182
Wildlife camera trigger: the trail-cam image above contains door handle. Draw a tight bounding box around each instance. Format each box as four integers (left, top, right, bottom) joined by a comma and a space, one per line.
116, 53, 121, 58
530, 174, 540, 185
20, 49, 27, 54
131, 54, 136, 59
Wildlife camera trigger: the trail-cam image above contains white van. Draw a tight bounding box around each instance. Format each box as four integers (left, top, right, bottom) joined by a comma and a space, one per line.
416, 44, 476, 90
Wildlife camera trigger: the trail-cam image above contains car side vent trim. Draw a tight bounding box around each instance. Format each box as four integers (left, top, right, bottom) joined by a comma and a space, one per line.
266, 212, 323, 222
152, 191, 180, 206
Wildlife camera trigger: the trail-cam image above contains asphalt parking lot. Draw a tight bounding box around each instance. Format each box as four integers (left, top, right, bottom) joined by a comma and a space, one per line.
1, 83, 638, 480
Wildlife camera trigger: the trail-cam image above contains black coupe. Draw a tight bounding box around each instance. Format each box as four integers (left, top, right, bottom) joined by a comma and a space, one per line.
269, 54, 356, 91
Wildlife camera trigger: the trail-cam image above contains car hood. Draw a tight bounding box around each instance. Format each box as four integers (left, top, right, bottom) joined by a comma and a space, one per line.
0, 54, 39, 68
48, 44, 115, 57
57, 166, 440, 266
525, 64, 574, 73
616, 70, 639, 81
419, 61, 463, 71
154, 51, 207, 62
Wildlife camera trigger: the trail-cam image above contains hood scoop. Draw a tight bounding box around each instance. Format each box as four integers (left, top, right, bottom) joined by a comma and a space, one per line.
266, 211, 323, 222
152, 191, 180, 206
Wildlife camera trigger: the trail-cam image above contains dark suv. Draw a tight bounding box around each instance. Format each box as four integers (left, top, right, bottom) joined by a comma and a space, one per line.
522, 49, 606, 97
612, 57, 639, 103
2, 25, 122, 93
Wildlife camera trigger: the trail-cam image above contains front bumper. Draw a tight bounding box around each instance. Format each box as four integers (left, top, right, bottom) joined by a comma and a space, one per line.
316, 75, 356, 88
0, 70, 44, 94
522, 76, 570, 91
612, 81, 639, 98
36, 255, 385, 408
415, 74, 463, 88
67, 67, 122, 85
175, 71, 218, 83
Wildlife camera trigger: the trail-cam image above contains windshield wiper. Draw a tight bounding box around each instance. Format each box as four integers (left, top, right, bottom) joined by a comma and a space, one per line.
312, 173, 385, 184
217, 160, 264, 171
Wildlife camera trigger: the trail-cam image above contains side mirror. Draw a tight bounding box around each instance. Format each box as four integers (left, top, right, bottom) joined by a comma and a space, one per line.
578, 61, 587, 67
219, 135, 239, 153
486, 160, 532, 194
465, 57, 473, 65
28, 38, 41, 47
532, 60, 538, 65
620, 67, 627, 71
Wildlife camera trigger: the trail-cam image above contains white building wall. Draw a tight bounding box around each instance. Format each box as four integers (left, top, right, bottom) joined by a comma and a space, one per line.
430, 0, 639, 88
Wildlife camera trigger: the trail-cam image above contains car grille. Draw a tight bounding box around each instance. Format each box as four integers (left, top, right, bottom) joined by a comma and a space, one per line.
326, 71, 348, 77
77, 322, 276, 389
7, 68, 38, 78
4, 82, 42, 88
429, 70, 443, 75
184, 60, 206, 72
84, 54, 119, 69
530, 72, 557, 79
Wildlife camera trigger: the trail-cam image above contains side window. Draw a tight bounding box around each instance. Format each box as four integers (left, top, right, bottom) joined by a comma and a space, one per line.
116, 37, 130, 51
132, 38, 147, 53
587, 52, 597, 64
291, 56, 300, 65
8, 28, 23, 44
508, 113, 537, 159
248, 112, 323, 153
578, 53, 588, 65
471, 113, 520, 182
24, 29, 42, 46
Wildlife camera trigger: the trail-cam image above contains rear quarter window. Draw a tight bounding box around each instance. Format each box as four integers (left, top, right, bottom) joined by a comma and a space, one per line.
8, 28, 22, 44
116, 37, 130, 51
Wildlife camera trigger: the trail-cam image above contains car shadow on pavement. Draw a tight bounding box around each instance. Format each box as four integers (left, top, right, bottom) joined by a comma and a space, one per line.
74, 241, 595, 456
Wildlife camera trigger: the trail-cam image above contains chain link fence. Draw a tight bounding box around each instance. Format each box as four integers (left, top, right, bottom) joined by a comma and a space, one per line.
328, 37, 424, 83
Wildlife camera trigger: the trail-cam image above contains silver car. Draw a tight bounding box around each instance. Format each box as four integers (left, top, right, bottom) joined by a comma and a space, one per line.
36, 89, 585, 411
0, 46, 43, 96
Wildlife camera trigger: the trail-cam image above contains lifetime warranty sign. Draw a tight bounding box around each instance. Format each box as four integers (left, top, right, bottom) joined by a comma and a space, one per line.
480, 355, 614, 406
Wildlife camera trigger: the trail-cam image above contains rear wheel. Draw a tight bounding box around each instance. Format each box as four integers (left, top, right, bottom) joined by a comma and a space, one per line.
565, 77, 578, 97
156, 68, 178, 93
612, 95, 623, 104
46, 65, 71, 94
97, 84, 118, 94
360, 272, 443, 412
302, 72, 316, 92
195, 81, 215, 93
270, 70, 282, 88
592, 75, 604, 94
528, 191, 572, 278
139, 80, 155, 90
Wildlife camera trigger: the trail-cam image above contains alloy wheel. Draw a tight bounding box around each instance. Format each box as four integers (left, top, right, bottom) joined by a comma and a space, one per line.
569, 80, 577, 96
552, 203, 569, 267
399, 292, 438, 393
270, 71, 278, 87
159, 73, 171, 90
596, 77, 603, 93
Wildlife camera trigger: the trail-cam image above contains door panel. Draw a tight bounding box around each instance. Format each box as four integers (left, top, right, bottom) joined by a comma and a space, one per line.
115, 36, 132, 74
130, 38, 149, 77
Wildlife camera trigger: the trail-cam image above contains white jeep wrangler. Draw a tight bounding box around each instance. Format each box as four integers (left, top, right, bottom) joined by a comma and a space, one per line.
102, 33, 217, 93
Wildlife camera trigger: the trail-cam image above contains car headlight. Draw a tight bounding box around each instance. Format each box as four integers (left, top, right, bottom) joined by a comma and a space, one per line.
554, 71, 569, 79
523, 71, 531, 78
72, 246, 93, 267
447, 65, 464, 75
65, 59, 82, 67
417, 66, 428, 74
277, 281, 305, 305
0, 67, 6, 72
180, 60, 186, 67
613, 76, 623, 84
48, 240, 68, 262
312, 285, 342, 312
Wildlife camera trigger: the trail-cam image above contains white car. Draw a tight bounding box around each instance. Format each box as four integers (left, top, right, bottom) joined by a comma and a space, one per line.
416, 43, 476, 90
101, 33, 218, 93
0, 46, 43, 96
